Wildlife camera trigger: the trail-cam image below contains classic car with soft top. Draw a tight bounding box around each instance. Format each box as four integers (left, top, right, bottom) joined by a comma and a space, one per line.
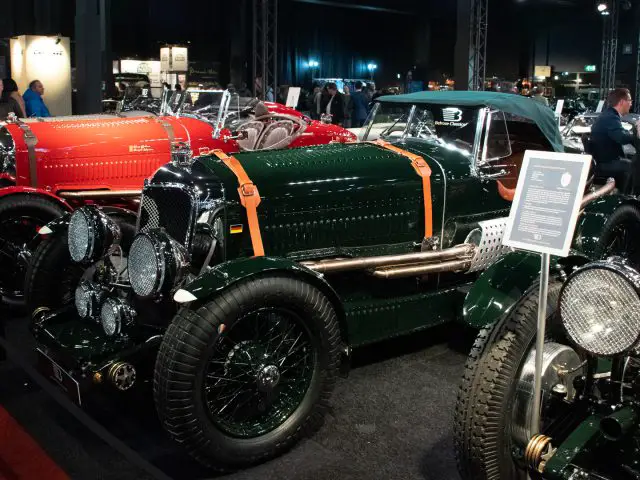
27, 91, 636, 470
0, 89, 355, 308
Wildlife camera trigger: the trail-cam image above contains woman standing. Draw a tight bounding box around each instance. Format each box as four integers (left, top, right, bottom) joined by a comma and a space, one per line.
2, 79, 26, 118
342, 85, 352, 128
0, 79, 24, 120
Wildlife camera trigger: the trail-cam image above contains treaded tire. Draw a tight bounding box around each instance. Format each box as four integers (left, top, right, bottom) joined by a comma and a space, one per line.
154, 275, 341, 471
0, 194, 66, 308
594, 204, 640, 267
453, 280, 562, 480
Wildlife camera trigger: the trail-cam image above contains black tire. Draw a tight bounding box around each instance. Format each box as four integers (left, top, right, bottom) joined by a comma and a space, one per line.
24, 230, 82, 315
25, 214, 137, 315
0, 194, 66, 308
595, 204, 640, 267
453, 280, 562, 480
154, 275, 341, 470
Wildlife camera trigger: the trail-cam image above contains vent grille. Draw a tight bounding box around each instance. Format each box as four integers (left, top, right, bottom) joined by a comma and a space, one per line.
138, 185, 196, 246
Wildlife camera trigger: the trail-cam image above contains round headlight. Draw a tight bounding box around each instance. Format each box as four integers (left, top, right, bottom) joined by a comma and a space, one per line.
559, 260, 640, 356
128, 230, 188, 298
100, 298, 135, 336
68, 206, 121, 263
74, 280, 105, 320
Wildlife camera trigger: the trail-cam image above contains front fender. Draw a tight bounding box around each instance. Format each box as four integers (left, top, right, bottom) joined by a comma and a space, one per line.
573, 194, 640, 258
0, 186, 73, 211
180, 256, 348, 341
461, 250, 589, 329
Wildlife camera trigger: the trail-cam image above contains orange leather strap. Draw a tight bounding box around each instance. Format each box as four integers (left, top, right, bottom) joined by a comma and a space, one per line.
373, 140, 433, 238
212, 149, 265, 256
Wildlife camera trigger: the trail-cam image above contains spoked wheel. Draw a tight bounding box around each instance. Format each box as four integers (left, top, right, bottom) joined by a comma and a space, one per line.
453, 281, 586, 480
596, 204, 640, 268
205, 308, 315, 439
0, 195, 66, 308
154, 275, 341, 471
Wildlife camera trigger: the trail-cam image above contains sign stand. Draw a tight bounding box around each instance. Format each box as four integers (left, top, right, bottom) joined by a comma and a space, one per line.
503, 150, 592, 438
531, 252, 550, 435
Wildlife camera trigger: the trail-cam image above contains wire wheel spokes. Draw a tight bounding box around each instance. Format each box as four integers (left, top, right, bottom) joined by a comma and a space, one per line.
0, 215, 42, 298
606, 223, 640, 267
203, 307, 315, 438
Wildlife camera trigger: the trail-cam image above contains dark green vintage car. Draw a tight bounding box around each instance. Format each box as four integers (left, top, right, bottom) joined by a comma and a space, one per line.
26, 91, 634, 470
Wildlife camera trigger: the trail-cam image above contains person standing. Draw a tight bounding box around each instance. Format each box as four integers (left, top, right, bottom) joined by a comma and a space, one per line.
320, 82, 344, 125
531, 86, 549, 107
23, 80, 51, 117
342, 85, 353, 128
0, 79, 23, 120
590, 88, 640, 193
2, 79, 25, 117
351, 81, 369, 128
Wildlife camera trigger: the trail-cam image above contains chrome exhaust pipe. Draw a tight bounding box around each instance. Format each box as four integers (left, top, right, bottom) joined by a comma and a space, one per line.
581, 178, 615, 209
58, 189, 142, 199
370, 259, 473, 279
301, 243, 475, 274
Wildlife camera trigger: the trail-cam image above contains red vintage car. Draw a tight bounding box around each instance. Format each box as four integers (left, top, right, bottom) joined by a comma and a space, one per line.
0, 90, 356, 307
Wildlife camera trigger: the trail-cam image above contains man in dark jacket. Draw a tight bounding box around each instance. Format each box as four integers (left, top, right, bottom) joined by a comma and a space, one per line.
351, 81, 369, 127
590, 88, 640, 193
320, 82, 344, 125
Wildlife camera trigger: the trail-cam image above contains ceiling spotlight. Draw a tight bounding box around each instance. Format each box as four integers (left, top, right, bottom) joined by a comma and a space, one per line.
597, 2, 608, 12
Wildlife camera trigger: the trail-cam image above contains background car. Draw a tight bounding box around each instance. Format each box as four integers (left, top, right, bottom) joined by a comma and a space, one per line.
0, 89, 356, 308
25, 91, 636, 470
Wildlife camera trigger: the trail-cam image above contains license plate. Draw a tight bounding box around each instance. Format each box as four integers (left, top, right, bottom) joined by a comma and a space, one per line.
37, 349, 82, 406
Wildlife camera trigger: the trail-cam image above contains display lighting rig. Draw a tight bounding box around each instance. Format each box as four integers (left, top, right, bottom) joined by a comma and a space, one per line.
599, 0, 619, 99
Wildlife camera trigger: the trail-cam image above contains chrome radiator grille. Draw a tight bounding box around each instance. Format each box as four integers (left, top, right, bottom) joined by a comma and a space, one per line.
137, 184, 197, 247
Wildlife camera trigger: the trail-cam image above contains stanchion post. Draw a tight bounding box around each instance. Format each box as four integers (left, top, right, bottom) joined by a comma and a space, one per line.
531, 252, 550, 435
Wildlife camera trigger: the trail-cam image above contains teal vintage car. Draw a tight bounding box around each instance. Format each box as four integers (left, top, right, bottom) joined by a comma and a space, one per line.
25, 91, 638, 470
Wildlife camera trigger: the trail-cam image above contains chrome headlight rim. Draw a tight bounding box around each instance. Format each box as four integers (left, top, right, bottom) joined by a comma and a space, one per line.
100, 297, 135, 336
68, 206, 121, 263
128, 230, 188, 298
559, 258, 640, 357
74, 280, 106, 320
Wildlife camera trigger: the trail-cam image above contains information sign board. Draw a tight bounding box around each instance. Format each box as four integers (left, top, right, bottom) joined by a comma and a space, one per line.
503, 150, 591, 257
286, 87, 301, 108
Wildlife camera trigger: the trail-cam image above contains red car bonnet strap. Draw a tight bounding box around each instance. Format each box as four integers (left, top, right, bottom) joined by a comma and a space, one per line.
17, 123, 39, 187
212, 149, 265, 257
372, 139, 433, 239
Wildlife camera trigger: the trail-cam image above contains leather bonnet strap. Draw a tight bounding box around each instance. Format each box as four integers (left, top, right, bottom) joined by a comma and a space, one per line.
211, 149, 265, 257
372, 139, 434, 239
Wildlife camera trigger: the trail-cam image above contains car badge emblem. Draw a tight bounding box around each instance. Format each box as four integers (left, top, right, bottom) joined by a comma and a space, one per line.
442, 107, 463, 123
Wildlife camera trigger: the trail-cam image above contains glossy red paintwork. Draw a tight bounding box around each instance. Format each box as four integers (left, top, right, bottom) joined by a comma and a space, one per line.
1, 103, 356, 199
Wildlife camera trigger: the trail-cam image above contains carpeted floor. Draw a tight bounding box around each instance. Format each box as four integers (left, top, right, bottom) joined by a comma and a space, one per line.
0, 314, 473, 480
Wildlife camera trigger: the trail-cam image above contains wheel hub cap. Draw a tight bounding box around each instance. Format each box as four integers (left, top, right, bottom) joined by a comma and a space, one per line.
257, 364, 281, 392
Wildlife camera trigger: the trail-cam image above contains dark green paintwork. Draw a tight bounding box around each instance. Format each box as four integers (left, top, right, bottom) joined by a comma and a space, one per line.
542, 408, 640, 480
459, 193, 638, 329
542, 415, 602, 480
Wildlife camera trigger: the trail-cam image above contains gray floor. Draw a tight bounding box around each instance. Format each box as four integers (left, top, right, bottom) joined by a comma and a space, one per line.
0, 315, 471, 480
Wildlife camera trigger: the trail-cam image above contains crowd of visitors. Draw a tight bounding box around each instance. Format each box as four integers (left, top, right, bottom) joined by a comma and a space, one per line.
308, 80, 380, 127
0, 78, 50, 120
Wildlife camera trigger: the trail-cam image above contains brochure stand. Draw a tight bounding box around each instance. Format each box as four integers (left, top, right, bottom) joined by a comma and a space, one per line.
503, 150, 591, 435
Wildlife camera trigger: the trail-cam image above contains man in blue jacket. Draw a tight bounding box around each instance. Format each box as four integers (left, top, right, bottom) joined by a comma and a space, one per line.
351, 81, 370, 128
590, 88, 639, 193
23, 80, 51, 117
